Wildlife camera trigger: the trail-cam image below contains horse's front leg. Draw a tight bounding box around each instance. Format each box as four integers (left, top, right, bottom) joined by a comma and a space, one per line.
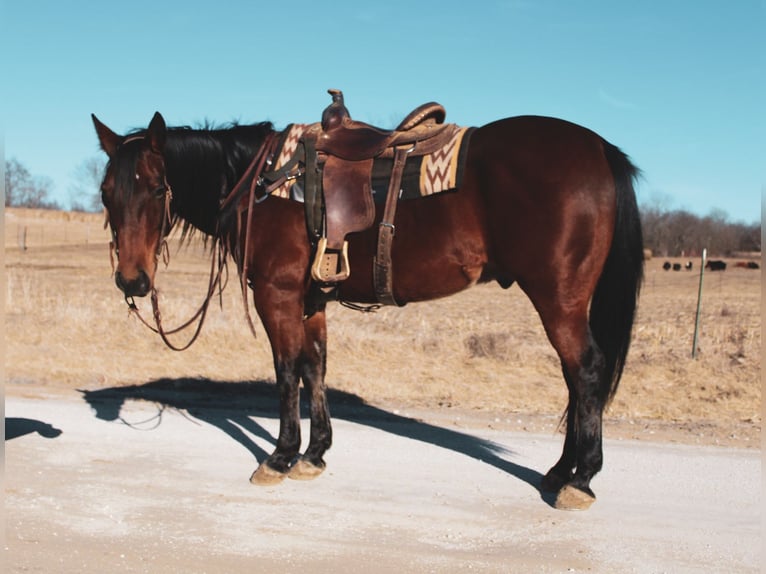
249, 353, 303, 485
247, 285, 307, 485
288, 308, 332, 481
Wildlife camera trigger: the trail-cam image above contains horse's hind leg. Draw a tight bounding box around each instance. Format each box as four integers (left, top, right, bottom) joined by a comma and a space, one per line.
549, 335, 607, 510
541, 381, 578, 490
529, 298, 607, 510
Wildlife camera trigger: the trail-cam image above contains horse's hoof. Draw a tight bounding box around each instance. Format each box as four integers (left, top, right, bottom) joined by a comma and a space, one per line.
541, 471, 568, 493
555, 485, 596, 511
288, 458, 325, 481
250, 463, 287, 486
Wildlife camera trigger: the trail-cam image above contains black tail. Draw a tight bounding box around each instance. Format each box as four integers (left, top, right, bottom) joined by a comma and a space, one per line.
590, 142, 644, 404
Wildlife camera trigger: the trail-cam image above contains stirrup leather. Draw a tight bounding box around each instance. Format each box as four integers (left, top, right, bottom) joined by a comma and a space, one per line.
311, 237, 350, 283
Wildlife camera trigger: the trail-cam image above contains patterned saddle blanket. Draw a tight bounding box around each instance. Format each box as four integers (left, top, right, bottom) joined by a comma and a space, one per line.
266, 122, 475, 203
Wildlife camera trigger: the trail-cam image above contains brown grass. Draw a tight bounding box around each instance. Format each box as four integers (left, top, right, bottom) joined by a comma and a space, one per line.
4, 208, 761, 447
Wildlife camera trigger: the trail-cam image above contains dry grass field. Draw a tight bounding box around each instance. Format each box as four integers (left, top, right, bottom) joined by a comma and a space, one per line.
4, 208, 761, 447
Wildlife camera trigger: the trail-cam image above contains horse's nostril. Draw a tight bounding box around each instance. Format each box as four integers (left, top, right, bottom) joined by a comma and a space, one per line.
136, 270, 151, 295
115, 271, 128, 292
115, 270, 151, 297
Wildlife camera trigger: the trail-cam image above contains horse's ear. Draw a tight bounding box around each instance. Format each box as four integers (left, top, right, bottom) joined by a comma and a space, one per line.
92, 114, 121, 158
147, 112, 166, 153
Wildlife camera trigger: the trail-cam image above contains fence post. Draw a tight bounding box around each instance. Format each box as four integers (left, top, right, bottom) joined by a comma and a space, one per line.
691, 248, 707, 358
18, 225, 28, 250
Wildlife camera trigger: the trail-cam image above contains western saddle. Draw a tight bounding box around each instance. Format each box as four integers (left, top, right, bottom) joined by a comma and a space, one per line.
301, 89, 459, 305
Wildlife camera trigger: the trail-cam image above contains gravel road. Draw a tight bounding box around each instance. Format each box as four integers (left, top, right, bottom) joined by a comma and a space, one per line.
4, 389, 761, 573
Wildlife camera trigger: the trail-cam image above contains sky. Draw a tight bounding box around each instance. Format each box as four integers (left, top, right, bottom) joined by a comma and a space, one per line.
2, 0, 762, 224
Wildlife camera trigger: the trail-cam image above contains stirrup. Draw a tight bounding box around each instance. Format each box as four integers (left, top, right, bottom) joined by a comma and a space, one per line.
311, 237, 350, 283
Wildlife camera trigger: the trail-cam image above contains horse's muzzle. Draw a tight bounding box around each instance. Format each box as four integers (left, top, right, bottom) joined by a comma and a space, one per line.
115, 269, 151, 298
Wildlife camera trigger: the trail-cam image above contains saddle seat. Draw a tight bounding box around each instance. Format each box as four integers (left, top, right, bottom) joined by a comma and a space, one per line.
316, 89, 450, 161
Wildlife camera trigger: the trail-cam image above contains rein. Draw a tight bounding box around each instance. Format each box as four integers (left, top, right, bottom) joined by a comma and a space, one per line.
121, 183, 230, 352
125, 237, 229, 351
227, 132, 279, 339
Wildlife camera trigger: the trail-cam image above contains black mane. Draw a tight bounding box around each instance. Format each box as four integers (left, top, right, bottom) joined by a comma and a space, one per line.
160, 121, 274, 239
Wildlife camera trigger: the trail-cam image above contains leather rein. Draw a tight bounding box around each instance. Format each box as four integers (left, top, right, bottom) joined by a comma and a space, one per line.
115, 182, 229, 352
114, 133, 278, 350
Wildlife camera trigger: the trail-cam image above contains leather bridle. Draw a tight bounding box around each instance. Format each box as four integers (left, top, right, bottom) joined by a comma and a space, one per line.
109, 132, 279, 350
105, 139, 222, 351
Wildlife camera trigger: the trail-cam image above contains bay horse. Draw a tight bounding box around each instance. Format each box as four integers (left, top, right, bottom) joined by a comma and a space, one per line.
92, 104, 643, 510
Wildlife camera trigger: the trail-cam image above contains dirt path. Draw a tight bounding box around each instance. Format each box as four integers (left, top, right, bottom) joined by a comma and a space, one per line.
4, 391, 761, 573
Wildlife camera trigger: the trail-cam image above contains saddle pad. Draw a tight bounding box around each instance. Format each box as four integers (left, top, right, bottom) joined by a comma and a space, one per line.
269, 123, 475, 202
269, 123, 312, 199
371, 126, 474, 201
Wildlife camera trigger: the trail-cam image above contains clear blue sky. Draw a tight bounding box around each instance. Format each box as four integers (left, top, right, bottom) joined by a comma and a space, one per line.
3, 0, 762, 224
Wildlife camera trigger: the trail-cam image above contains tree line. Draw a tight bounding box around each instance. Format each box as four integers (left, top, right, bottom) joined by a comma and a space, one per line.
4, 158, 761, 257
640, 204, 760, 257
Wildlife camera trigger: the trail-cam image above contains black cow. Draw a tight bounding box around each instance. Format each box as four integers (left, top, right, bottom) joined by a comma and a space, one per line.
662, 261, 672, 271
705, 260, 727, 271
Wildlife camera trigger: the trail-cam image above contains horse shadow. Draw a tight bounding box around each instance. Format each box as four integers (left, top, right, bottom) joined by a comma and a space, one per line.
79, 378, 551, 502
5, 418, 63, 440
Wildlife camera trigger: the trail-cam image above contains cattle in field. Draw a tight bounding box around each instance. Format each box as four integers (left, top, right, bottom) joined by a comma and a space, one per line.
672, 263, 682, 271
685, 261, 693, 270
705, 260, 727, 271
735, 261, 760, 269
663, 261, 672, 271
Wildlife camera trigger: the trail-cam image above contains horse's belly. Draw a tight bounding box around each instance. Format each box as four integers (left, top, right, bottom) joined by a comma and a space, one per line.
341, 221, 487, 304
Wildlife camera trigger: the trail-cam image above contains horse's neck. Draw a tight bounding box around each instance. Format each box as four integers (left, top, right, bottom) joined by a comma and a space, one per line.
165, 129, 270, 236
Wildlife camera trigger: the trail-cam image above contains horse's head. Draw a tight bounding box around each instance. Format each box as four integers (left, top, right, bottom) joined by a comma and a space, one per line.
92, 112, 173, 298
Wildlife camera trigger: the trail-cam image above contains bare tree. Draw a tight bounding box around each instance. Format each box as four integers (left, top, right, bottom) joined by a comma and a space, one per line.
4, 158, 60, 209
733, 222, 761, 253
69, 156, 106, 212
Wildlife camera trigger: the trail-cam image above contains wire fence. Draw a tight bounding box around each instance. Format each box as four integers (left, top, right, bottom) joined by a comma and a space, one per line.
4, 209, 109, 250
